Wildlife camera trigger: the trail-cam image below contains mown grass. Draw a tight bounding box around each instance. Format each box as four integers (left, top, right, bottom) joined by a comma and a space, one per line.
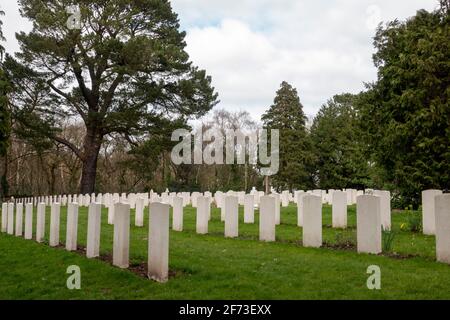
0, 203, 449, 300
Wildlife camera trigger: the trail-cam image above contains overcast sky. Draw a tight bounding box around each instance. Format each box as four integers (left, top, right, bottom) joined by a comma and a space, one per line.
0, 0, 439, 120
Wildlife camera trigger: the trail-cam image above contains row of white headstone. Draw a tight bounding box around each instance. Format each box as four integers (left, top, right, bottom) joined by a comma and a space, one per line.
10, 192, 152, 209
2, 188, 449, 277
0, 201, 170, 282
185, 193, 384, 252
189, 191, 449, 263
8, 188, 362, 209
104, 188, 448, 263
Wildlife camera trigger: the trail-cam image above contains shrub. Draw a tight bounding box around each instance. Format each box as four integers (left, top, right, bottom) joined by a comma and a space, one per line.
333, 232, 356, 249
382, 227, 396, 253
401, 205, 422, 233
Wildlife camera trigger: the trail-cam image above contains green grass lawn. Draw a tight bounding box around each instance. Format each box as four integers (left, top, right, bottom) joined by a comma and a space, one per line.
0, 203, 449, 300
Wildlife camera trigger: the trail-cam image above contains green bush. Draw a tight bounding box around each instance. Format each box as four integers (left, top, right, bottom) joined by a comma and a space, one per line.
401, 205, 422, 233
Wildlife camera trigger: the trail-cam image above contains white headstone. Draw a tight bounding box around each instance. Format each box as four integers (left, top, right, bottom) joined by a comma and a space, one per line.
259, 196, 276, 242
302, 195, 322, 248
191, 192, 200, 207
113, 203, 130, 268
1, 203, 8, 232
15, 203, 24, 236
135, 197, 144, 227
225, 195, 239, 238
281, 191, 289, 207
206, 196, 212, 220
435, 194, 450, 264
172, 196, 183, 232
7, 202, 14, 235
351, 189, 357, 204
66, 203, 79, 251
296, 192, 305, 227
36, 203, 46, 243
238, 191, 245, 206
328, 189, 335, 204
196, 196, 209, 234
24, 203, 33, 240
128, 193, 136, 209
244, 194, 255, 224
87, 203, 102, 258
346, 189, 353, 205
182, 192, 190, 206
273, 194, 281, 225
332, 191, 347, 228
148, 202, 170, 283
84, 194, 91, 207
374, 190, 391, 231
96, 194, 102, 205
49, 203, 61, 247
357, 195, 381, 254
220, 194, 226, 222
422, 189, 443, 235
141, 193, 148, 207
108, 201, 115, 225
62, 195, 67, 206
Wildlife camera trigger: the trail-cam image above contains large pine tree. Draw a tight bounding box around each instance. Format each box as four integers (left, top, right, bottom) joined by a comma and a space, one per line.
9, 0, 218, 193
262, 81, 314, 190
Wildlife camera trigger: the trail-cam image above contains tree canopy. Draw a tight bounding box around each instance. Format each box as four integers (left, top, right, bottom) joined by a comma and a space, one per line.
358, 5, 450, 206
262, 81, 314, 190
0, 8, 11, 198
9, 0, 218, 193
310, 94, 370, 190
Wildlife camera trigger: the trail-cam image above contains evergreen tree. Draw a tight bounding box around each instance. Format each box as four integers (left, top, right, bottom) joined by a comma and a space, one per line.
0, 9, 11, 198
310, 94, 370, 189
10, 0, 218, 193
358, 4, 450, 206
262, 81, 314, 190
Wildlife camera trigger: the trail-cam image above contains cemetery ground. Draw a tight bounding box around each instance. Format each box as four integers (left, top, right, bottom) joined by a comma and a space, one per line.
0, 204, 449, 300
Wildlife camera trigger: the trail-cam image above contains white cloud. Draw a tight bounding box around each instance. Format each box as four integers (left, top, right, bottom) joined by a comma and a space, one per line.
1, 1, 32, 55
1, 0, 439, 121
185, 18, 376, 117
173, 0, 438, 119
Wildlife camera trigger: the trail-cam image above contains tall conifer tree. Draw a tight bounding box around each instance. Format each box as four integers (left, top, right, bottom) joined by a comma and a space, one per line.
262, 81, 314, 190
